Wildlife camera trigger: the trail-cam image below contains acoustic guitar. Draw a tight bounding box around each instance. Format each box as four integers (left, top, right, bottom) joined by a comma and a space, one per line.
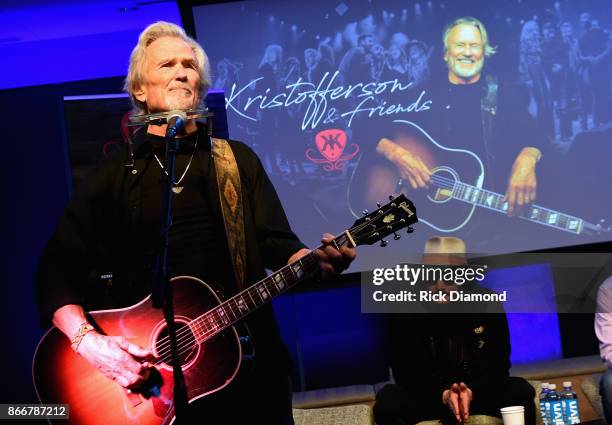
33, 195, 417, 424
348, 119, 608, 235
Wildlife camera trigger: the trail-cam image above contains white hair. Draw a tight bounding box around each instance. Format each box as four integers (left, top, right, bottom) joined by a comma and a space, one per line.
443, 16, 497, 57
124, 21, 211, 114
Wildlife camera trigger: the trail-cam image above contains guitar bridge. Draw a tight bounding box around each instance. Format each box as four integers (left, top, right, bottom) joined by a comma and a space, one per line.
124, 388, 143, 407
434, 188, 452, 201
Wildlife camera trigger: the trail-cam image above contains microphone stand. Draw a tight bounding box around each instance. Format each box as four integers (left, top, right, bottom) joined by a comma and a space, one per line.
151, 116, 190, 424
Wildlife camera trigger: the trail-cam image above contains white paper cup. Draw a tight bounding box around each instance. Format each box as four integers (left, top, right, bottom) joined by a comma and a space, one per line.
500, 405, 525, 425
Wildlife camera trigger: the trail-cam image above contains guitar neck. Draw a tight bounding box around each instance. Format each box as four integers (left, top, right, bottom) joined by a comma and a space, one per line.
190, 232, 354, 343
451, 181, 584, 234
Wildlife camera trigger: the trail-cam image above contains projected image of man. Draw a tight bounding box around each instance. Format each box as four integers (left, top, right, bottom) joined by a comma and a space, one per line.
376, 17, 546, 226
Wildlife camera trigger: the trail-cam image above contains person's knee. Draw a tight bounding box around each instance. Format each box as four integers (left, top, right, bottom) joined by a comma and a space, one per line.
374, 385, 402, 417
374, 384, 411, 425
600, 368, 612, 397
505, 377, 535, 402
373, 399, 399, 424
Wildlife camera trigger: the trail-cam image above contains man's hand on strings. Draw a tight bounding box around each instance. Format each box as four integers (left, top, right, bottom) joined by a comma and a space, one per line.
377, 138, 431, 190
76, 332, 154, 389
288, 234, 356, 279
504, 147, 540, 216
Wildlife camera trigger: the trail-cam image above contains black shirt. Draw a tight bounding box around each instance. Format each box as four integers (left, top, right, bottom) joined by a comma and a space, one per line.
140, 133, 232, 286
387, 295, 511, 401
417, 74, 543, 192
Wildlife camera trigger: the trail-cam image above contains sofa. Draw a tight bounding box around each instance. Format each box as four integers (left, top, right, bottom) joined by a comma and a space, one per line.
291, 355, 606, 425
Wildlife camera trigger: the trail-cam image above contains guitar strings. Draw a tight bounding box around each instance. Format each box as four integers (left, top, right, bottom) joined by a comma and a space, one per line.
150, 255, 324, 365
407, 174, 576, 228
150, 263, 310, 363
150, 213, 396, 365
149, 254, 323, 362
420, 174, 508, 205
150, 228, 387, 366
151, 229, 357, 359
427, 174, 552, 214
153, 246, 356, 365
151, 236, 348, 363
153, 211, 401, 359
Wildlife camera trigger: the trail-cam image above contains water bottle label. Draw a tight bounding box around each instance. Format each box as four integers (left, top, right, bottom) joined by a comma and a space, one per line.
551, 401, 564, 425
540, 401, 552, 425
540, 401, 548, 423
563, 399, 580, 425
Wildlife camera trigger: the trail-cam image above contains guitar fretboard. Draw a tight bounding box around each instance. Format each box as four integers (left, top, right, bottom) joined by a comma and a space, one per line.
189, 234, 352, 343
449, 180, 584, 234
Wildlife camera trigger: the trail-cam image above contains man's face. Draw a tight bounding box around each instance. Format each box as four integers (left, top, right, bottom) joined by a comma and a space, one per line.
359, 35, 375, 52
409, 45, 424, 60
304, 49, 318, 69
561, 22, 573, 38
371, 43, 384, 58
135, 36, 200, 113
445, 24, 485, 83
389, 45, 401, 60
580, 13, 592, 30
543, 26, 555, 41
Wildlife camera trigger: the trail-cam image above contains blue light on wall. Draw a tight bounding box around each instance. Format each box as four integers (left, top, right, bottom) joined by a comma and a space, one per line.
273, 285, 388, 391
482, 264, 563, 364
0, 1, 181, 90
272, 263, 562, 390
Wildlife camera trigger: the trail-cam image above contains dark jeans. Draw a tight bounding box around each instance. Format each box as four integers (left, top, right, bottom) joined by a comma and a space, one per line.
374, 376, 535, 425
599, 368, 612, 425
185, 362, 295, 424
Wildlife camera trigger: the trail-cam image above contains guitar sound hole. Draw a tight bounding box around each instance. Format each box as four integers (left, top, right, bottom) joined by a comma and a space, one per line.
154, 323, 198, 367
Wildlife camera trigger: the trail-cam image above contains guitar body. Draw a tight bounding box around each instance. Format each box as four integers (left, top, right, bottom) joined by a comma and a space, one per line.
33, 276, 243, 425
348, 120, 485, 233
31, 196, 419, 425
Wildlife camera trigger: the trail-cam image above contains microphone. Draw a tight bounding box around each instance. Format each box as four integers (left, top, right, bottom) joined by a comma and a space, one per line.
128, 108, 214, 127
165, 110, 188, 138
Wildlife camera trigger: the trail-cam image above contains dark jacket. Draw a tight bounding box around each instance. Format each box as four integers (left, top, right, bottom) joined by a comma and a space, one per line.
36, 123, 306, 369
386, 287, 511, 401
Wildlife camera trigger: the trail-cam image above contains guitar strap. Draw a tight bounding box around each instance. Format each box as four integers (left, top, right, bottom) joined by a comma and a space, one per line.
480, 74, 499, 187
211, 138, 247, 290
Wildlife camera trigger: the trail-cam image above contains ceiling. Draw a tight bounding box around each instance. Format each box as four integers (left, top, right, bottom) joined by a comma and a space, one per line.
0, 0, 182, 89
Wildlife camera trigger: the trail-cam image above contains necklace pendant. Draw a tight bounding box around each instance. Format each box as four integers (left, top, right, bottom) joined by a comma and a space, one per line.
172, 186, 184, 194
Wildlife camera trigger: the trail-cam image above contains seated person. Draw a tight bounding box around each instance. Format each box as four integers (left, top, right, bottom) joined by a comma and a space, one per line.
595, 275, 612, 424
374, 236, 535, 424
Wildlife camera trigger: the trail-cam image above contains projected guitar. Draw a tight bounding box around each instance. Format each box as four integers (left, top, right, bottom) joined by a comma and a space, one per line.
348, 120, 608, 235
33, 195, 417, 425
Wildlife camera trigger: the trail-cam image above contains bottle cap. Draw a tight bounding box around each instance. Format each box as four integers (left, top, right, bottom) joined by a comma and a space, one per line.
549, 384, 557, 390
563, 381, 572, 388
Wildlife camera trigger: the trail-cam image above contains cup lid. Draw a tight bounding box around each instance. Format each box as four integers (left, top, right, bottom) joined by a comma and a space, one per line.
500, 406, 525, 412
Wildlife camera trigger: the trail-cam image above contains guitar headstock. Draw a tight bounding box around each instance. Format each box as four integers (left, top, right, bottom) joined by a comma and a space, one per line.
349, 194, 418, 247
583, 219, 612, 236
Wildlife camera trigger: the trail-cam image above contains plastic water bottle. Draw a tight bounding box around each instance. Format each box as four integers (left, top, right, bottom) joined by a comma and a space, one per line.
561, 381, 580, 424
548, 384, 565, 425
540, 383, 551, 425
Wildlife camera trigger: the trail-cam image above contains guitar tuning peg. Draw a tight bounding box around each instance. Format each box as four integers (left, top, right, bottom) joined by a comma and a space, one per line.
406, 226, 414, 233
380, 239, 388, 247
388, 194, 394, 200
376, 201, 382, 208
394, 232, 401, 240
362, 209, 369, 216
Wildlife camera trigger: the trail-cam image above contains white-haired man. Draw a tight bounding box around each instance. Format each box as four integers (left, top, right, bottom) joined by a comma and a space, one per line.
374, 237, 535, 425
377, 17, 545, 222
37, 21, 355, 423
